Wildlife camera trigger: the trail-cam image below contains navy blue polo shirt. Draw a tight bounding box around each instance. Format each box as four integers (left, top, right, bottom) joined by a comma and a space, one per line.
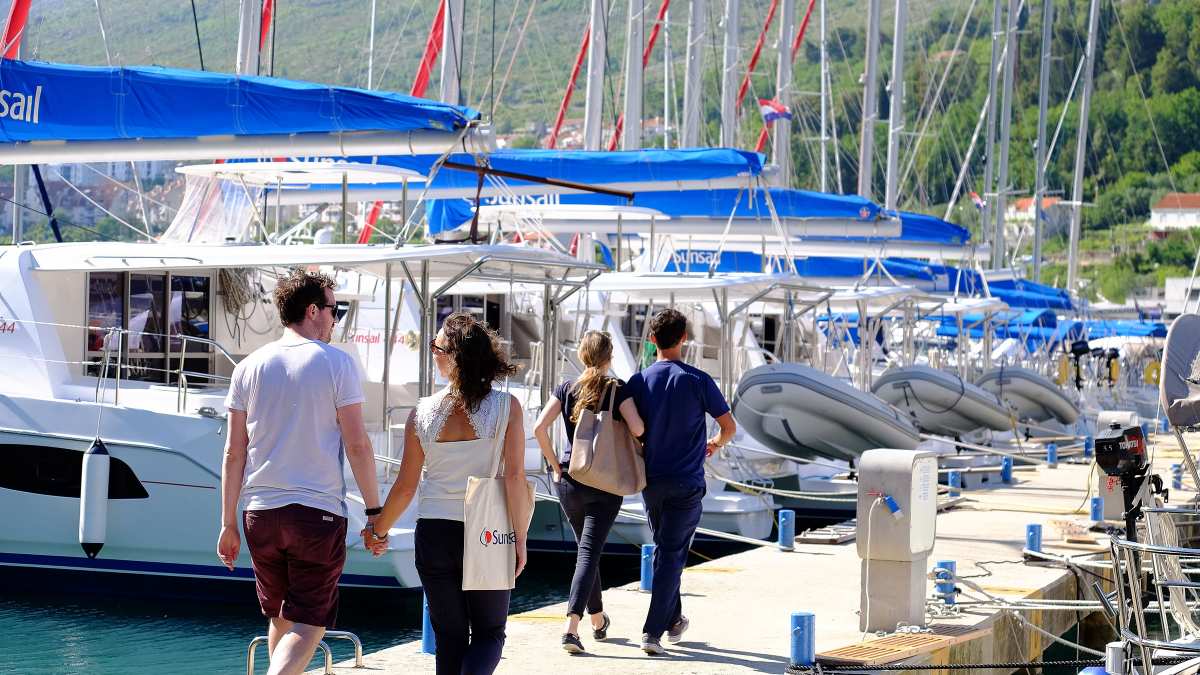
624, 359, 730, 488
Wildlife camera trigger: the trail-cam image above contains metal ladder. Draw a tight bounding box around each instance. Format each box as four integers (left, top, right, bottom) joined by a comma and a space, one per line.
246, 631, 364, 674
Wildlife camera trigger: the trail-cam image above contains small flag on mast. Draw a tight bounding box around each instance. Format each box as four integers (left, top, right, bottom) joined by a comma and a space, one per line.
758, 98, 793, 125
970, 191, 986, 210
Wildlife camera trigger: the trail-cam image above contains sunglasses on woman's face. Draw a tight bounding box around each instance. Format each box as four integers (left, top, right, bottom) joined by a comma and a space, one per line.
429, 340, 451, 355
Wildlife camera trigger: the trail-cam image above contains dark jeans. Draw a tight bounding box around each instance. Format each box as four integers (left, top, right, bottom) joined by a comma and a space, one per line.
415, 519, 511, 675
641, 481, 705, 638
557, 471, 623, 619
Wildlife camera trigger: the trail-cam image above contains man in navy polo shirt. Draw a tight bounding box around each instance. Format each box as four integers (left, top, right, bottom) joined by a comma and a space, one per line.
624, 308, 737, 655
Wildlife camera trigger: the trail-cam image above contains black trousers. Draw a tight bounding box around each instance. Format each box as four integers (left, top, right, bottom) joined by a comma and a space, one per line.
415, 519, 511, 675
641, 481, 705, 638
557, 471, 623, 619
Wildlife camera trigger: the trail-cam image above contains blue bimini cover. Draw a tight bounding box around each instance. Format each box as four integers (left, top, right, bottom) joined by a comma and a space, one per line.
0, 59, 479, 142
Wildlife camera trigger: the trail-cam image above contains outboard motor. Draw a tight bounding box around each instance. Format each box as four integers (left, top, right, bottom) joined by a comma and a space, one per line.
1069, 340, 1091, 390
1095, 411, 1161, 542
1103, 348, 1121, 387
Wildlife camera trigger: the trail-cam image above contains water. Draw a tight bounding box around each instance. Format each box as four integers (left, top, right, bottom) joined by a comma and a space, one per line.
0, 556, 641, 675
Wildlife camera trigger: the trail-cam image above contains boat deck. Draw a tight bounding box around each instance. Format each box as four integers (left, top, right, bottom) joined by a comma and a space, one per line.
305, 429, 1195, 673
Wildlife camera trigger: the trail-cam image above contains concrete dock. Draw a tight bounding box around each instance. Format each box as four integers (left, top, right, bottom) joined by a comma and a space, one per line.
309, 429, 1196, 673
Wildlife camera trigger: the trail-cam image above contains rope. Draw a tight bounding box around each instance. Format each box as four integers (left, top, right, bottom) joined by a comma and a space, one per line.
796, 657, 1194, 672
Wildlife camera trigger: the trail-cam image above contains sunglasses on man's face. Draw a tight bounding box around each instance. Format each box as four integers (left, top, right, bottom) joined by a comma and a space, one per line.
314, 301, 349, 322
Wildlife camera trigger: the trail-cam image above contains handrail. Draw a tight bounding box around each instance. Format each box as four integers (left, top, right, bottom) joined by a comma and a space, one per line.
246, 636, 333, 675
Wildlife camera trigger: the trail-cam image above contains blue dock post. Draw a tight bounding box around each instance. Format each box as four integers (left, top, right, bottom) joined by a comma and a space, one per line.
1026, 524, 1043, 553
790, 612, 815, 669
421, 593, 436, 655
1173, 464, 1183, 491
1090, 497, 1104, 522
1083, 435, 1094, 459
1000, 456, 1013, 483
640, 544, 655, 591
778, 510, 796, 551
934, 560, 956, 605
948, 471, 961, 498
1046, 443, 1058, 468
1162, 417, 1171, 433
1141, 422, 1150, 439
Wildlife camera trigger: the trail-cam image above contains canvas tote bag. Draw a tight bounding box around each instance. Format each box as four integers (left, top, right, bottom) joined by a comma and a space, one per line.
567, 381, 646, 496
462, 393, 535, 591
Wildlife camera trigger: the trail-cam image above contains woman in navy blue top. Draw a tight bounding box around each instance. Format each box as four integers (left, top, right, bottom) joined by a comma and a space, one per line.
533, 330, 644, 654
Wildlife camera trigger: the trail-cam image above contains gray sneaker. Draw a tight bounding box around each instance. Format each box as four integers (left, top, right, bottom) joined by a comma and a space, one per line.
667, 615, 689, 643
641, 634, 666, 655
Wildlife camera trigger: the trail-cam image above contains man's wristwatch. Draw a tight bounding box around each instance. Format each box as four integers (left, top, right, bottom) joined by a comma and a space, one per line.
365, 506, 383, 517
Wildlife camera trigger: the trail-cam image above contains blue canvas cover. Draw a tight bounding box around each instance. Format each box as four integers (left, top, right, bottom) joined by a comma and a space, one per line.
0, 59, 479, 142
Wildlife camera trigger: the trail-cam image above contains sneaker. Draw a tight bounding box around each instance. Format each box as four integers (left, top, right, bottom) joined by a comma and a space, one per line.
666, 615, 689, 643
641, 634, 666, 656
562, 632, 585, 654
592, 612, 611, 641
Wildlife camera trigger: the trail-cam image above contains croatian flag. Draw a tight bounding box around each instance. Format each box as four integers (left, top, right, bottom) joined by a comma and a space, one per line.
970, 191, 986, 210
758, 98, 792, 124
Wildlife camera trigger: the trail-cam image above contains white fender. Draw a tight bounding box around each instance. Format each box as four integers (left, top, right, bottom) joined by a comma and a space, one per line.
79, 438, 110, 559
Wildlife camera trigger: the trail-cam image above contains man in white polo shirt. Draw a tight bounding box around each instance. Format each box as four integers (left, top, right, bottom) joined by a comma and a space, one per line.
217, 269, 383, 675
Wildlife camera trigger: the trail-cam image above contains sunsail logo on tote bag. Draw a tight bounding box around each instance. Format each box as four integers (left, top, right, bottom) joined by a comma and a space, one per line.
478, 528, 517, 547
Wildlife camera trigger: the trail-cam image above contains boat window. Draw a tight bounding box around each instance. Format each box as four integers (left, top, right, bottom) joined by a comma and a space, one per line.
436, 295, 501, 332
0, 444, 150, 499
85, 272, 214, 384
86, 272, 123, 353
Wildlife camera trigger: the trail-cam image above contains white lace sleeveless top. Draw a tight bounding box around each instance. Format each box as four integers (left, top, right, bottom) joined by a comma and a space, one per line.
413, 387, 509, 521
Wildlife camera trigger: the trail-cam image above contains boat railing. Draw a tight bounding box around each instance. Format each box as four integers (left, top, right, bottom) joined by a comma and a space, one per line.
1110, 509, 1200, 672
245, 630, 363, 674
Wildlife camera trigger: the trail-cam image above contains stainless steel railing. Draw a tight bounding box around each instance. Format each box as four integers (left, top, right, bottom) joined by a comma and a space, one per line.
245, 630, 362, 674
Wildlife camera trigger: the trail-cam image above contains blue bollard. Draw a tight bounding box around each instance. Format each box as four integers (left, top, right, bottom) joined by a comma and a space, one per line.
1173, 464, 1184, 491
935, 560, 956, 605
640, 544, 655, 592
421, 593, 436, 655
1141, 422, 1150, 440
1162, 418, 1171, 433
790, 612, 815, 668
1083, 435, 1094, 459
1001, 456, 1013, 483
778, 509, 796, 551
1090, 496, 1104, 522
948, 471, 962, 498
1046, 443, 1058, 468
1026, 523, 1043, 553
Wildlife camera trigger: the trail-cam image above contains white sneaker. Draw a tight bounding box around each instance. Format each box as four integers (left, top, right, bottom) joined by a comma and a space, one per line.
641, 634, 667, 655
667, 616, 689, 643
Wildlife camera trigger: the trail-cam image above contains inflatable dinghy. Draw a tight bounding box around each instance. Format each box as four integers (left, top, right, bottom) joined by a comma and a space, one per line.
975, 366, 1078, 425
872, 365, 1012, 436
733, 363, 920, 463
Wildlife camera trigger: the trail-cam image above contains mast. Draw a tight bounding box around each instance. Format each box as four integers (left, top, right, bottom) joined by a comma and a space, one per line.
583, 0, 606, 150
440, 0, 464, 105
1067, 0, 1101, 292
622, 0, 644, 149
980, 0, 1004, 262
664, 7, 672, 148
773, 0, 796, 186
818, 0, 828, 191
367, 0, 377, 88
235, 0, 260, 75
857, 0, 881, 198
682, 0, 707, 147
720, 0, 740, 147
1032, 0, 1053, 281
882, 0, 908, 210
992, 0, 1019, 268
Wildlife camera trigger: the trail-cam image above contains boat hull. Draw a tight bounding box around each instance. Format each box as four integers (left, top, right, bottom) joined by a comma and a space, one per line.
872, 366, 1012, 436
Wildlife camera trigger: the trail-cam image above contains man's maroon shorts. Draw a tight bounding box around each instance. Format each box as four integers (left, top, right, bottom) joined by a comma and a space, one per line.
243, 503, 347, 628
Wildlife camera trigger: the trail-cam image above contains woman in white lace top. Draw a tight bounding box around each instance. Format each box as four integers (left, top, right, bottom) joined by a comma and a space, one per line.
369, 312, 527, 675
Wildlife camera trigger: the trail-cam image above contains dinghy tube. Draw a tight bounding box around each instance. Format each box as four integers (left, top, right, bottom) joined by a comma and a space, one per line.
733, 363, 921, 464
872, 365, 1012, 436
975, 366, 1078, 425
79, 437, 110, 559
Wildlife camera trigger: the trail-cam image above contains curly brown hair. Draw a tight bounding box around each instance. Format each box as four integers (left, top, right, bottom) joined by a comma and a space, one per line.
440, 312, 519, 413
273, 269, 336, 326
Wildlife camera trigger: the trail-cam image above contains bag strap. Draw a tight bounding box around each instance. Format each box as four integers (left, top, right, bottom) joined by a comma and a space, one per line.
605, 380, 618, 413
487, 391, 512, 479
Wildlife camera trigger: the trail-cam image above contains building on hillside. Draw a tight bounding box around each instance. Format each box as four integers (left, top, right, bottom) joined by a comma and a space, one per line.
1005, 196, 1063, 225
1150, 193, 1200, 236
1165, 276, 1200, 319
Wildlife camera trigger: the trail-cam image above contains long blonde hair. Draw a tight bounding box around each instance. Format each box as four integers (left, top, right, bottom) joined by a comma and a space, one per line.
570, 331, 615, 423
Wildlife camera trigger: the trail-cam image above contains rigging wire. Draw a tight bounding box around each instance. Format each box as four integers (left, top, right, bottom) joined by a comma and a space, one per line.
189, 0, 206, 70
